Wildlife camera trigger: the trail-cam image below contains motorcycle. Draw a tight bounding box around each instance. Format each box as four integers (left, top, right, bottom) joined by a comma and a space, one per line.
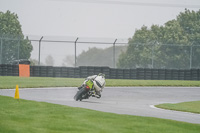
74, 79, 96, 101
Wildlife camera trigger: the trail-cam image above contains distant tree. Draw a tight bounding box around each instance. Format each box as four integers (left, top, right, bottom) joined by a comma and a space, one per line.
29, 58, 38, 66
117, 9, 200, 69
45, 55, 54, 66
77, 46, 127, 67
0, 10, 32, 64
62, 55, 74, 67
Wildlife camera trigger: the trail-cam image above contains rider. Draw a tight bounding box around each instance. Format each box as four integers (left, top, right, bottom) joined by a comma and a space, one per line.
78, 73, 106, 98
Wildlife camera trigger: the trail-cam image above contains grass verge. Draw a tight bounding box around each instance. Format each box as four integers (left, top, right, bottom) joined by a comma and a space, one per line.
0, 76, 83, 89
0, 95, 200, 133
155, 101, 200, 114
1, 76, 200, 89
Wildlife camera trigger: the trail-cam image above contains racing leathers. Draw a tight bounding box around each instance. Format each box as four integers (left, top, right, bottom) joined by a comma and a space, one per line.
78, 74, 105, 98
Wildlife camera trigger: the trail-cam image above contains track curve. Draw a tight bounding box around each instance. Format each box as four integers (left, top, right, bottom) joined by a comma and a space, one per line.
1, 87, 200, 124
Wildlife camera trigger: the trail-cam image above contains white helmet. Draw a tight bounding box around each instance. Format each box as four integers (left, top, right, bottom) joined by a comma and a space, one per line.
93, 73, 105, 92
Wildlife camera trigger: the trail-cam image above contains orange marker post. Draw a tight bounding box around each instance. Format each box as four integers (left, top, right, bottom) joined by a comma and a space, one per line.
19, 64, 30, 77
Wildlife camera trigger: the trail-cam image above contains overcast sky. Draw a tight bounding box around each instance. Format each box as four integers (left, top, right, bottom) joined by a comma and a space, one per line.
0, 0, 200, 66
1, 0, 200, 38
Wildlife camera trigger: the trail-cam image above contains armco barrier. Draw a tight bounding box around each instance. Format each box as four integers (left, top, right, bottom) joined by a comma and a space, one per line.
0, 64, 200, 80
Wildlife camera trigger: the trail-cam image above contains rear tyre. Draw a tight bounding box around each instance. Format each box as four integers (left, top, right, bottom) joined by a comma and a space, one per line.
74, 88, 87, 101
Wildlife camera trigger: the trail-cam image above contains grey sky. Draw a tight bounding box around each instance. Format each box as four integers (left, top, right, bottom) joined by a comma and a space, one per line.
1, 0, 199, 38
0, 0, 200, 66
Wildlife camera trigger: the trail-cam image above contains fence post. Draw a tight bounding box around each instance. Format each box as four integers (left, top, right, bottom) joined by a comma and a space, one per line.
0, 38, 2, 64
190, 45, 193, 69
151, 44, 154, 68
113, 39, 117, 68
38, 36, 43, 66
74, 38, 79, 67
18, 39, 20, 60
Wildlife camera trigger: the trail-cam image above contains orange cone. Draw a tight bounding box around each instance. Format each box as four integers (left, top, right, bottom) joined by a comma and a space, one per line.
14, 85, 20, 99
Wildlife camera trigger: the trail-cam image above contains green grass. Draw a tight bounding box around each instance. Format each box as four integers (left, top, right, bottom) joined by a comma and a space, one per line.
0, 95, 200, 133
1, 76, 200, 89
107, 78, 200, 87
155, 101, 200, 114
0, 76, 84, 89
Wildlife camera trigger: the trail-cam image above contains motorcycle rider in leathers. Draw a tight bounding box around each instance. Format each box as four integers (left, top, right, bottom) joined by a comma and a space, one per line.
78, 73, 106, 98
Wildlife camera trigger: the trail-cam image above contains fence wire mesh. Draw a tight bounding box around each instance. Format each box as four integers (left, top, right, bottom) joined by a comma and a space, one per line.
0, 35, 200, 69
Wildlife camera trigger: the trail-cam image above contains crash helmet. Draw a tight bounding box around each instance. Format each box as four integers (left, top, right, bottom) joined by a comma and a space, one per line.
93, 73, 106, 91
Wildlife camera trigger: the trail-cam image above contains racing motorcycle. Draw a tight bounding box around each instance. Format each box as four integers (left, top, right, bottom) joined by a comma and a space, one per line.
74, 79, 96, 101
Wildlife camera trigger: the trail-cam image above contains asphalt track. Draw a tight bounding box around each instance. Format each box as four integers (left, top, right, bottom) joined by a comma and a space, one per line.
1, 87, 200, 124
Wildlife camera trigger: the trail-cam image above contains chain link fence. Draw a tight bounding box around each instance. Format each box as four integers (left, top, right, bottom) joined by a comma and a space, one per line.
127, 43, 200, 69
0, 35, 200, 69
0, 35, 21, 64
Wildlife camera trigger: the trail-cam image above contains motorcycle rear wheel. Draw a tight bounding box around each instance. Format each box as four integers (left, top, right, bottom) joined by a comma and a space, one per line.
74, 88, 87, 101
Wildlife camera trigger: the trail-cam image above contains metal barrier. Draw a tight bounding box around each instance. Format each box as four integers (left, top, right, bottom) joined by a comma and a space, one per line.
0, 64, 200, 80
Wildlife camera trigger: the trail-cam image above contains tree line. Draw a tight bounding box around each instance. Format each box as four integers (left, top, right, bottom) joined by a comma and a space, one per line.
77, 46, 127, 68
117, 9, 200, 69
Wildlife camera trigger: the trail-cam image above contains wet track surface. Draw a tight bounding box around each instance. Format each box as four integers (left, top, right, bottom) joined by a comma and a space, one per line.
1, 87, 200, 124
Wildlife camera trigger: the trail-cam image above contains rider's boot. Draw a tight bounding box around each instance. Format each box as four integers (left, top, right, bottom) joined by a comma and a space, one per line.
92, 91, 101, 98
